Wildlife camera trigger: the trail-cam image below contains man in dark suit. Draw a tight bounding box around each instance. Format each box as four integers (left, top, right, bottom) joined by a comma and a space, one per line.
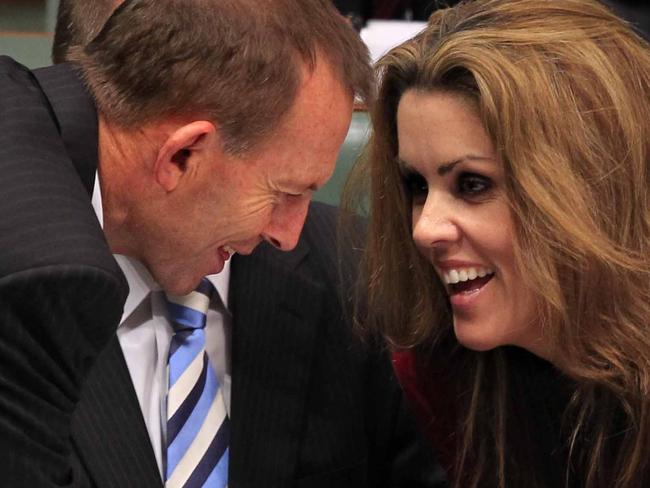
0, 1, 445, 487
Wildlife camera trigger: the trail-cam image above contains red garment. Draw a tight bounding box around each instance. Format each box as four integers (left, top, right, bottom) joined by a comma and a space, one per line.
392, 350, 457, 477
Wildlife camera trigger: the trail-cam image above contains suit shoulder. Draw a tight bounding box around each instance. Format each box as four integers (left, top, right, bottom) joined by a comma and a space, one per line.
0, 55, 30, 74
0, 58, 116, 280
300, 201, 339, 248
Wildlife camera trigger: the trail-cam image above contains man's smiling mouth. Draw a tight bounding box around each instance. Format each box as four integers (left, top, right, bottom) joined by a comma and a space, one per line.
217, 245, 235, 262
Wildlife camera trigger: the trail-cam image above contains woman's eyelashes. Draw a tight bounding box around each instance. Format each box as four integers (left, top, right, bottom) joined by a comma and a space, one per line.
457, 172, 493, 198
401, 168, 494, 203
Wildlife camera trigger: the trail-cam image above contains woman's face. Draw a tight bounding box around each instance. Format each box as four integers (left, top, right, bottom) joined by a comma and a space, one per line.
396, 89, 545, 356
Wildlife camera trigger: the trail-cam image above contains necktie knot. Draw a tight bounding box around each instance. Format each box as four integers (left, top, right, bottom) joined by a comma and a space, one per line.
165, 278, 214, 332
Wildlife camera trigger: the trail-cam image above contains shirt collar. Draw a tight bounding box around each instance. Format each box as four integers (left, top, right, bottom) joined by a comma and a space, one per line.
206, 267, 231, 311
91, 172, 104, 228
113, 256, 231, 324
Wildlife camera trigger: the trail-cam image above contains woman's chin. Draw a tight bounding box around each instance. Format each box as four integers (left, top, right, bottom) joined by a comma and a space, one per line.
453, 321, 504, 352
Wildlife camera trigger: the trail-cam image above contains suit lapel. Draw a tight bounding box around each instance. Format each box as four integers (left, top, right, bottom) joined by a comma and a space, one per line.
228, 241, 325, 487
71, 338, 163, 488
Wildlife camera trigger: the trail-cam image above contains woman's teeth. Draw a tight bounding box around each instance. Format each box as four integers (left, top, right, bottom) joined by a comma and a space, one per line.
443, 267, 494, 285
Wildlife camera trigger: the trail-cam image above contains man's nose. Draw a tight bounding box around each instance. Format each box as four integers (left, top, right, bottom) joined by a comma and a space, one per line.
261, 196, 310, 251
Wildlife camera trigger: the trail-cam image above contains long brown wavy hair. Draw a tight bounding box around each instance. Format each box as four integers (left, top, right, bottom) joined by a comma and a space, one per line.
344, 0, 650, 486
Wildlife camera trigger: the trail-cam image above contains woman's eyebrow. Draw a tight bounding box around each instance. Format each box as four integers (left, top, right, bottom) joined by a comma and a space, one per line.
437, 159, 462, 176
397, 154, 495, 175
438, 155, 496, 175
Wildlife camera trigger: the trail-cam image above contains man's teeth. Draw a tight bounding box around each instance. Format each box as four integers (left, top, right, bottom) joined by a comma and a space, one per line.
443, 267, 494, 284
223, 245, 236, 256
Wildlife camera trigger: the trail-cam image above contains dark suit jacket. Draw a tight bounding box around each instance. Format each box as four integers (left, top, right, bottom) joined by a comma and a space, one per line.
1, 59, 446, 487
0, 57, 128, 487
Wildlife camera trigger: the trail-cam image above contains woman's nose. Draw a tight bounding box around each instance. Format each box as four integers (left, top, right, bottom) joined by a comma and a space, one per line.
412, 195, 461, 251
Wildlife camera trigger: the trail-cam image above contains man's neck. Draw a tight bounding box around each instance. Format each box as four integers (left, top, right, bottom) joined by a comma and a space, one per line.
97, 116, 155, 257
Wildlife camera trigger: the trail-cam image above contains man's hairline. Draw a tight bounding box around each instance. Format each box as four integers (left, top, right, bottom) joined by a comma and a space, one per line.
94, 51, 353, 158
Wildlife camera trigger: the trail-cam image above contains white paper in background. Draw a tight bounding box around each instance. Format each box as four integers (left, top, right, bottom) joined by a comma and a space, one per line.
360, 20, 428, 63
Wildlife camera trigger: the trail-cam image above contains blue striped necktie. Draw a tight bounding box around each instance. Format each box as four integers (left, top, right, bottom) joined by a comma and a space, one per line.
164, 278, 229, 488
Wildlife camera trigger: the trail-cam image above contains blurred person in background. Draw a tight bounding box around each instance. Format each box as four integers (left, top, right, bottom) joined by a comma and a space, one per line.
333, 0, 462, 26
52, 0, 116, 63
606, 0, 650, 39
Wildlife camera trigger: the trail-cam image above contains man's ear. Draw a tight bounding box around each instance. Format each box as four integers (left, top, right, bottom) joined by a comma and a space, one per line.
154, 120, 219, 192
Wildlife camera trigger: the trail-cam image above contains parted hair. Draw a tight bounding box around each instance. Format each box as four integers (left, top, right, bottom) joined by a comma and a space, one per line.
345, 0, 650, 486
67, 0, 372, 153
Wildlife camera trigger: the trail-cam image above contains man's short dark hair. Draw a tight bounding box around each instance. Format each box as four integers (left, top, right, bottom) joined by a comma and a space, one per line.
67, 0, 373, 154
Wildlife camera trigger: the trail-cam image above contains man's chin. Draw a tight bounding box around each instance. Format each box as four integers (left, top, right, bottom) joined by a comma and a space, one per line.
154, 270, 205, 296
147, 253, 228, 295
163, 280, 197, 296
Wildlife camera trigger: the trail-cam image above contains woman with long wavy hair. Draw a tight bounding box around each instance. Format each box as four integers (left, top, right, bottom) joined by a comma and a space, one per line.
346, 0, 650, 486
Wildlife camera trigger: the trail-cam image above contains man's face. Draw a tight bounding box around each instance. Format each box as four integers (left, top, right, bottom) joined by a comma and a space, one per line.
139, 59, 353, 294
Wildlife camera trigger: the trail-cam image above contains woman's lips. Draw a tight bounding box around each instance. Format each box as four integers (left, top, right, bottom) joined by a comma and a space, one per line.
447, 273, 494, 309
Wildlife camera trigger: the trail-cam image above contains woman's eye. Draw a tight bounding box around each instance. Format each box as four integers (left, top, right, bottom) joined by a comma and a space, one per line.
402, 171, 428, 203
457, 172, 492, 197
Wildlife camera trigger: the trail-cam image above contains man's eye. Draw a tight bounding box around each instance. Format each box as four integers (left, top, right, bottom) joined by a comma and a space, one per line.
283, 192, 310, 205
402, 171, 428, 203
457, 172, 492, 197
